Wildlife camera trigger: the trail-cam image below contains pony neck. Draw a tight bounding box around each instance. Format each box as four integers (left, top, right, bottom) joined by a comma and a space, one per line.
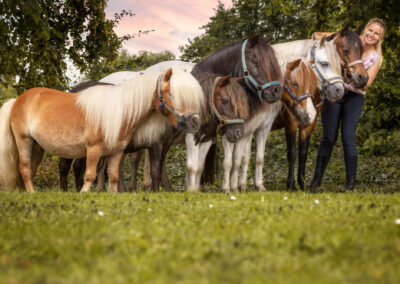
192, 42, 241, 76
272, 39, 314, 64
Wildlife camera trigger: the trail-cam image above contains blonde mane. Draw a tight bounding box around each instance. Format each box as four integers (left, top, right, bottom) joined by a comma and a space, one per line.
77, 69, 204, 150
282, 58, 319, 97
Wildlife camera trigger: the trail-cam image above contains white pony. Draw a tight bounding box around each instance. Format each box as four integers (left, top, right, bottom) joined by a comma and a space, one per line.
220, 37, 344, 192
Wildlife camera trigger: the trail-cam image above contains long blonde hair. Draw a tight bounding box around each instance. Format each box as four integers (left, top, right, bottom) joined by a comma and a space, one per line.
363, 18, 385, 66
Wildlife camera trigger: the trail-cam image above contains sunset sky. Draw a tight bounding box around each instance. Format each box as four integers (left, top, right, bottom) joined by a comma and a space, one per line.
105, 0, 232, 56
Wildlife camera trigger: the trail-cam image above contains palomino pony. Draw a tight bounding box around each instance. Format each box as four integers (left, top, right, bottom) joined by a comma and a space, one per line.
58, 72, 248, 192
0, 68, 203, 193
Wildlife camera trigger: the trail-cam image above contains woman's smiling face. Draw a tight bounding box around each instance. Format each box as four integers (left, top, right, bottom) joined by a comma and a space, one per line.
363, 23, 383, 46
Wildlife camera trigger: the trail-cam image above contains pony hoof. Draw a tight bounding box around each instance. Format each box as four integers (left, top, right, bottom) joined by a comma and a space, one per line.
239, 185, 247, 192
222, 188, 230, 194
256, 185, 266, 192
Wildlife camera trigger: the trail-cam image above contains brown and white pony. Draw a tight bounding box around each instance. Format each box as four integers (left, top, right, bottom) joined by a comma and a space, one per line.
0, 68, 204, 193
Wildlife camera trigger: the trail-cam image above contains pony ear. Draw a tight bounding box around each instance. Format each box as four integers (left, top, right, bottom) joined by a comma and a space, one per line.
248, 35, 260, 47
287, 59, 302, 71
319, 35, 326, 47
355, 24, 363, 35
217, 75, 232, 87
309, 59, 315, 64
163, 68, 173, 82
326, 32, 337, 41
340, 22, 351, 36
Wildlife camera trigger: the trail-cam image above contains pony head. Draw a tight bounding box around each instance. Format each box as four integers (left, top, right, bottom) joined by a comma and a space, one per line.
326, 24, 369, 89
157, 68, 203, 133
212, 75, 249, 142
242, 35, 283, 102
283, 58, 319, 126
307, 36, 344, 102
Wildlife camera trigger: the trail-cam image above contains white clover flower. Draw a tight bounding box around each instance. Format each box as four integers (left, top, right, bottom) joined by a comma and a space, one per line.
314, 200, 320, 205
98, 211, 104, 216
147, 208, 152, 212
230, 196, 237, 201
395, 219, 400, 225
261, 197, 265, 202
283, 196, 288, 200
209, 204, 214, 208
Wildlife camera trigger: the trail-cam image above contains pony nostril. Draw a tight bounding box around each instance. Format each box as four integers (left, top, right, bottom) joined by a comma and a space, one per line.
236, 129, 243, 138
191, 116, 199, 126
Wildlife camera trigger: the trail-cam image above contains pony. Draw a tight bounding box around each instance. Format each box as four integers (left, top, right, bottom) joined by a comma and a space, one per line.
58, 72, 248, 192
0, 68, 203, 193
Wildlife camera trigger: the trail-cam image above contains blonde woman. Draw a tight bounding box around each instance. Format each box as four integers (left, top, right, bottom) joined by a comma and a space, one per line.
309, 18, 385, 191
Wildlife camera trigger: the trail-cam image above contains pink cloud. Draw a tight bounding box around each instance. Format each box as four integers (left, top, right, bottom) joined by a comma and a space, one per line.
105, 0, 232, 56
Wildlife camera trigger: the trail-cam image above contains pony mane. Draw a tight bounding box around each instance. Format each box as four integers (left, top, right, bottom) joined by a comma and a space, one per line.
255, 37, 283, 83
77, 69, 204, 150
195, 73, 249, 125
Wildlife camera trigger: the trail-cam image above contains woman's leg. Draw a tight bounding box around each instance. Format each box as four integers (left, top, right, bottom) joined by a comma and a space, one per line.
309, 99, 342, 191
341, 91, 364, 190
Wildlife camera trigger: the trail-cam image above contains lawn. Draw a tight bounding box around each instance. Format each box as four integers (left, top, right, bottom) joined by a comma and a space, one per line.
0, 191, 399, 283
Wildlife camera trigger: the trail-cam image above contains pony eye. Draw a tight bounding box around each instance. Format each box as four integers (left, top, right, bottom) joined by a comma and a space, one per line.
342, 48, 349, 55
251, 57, 258, 65
221, 97, 230, 105
291, 82, 298, 88
320, 61, 329, 68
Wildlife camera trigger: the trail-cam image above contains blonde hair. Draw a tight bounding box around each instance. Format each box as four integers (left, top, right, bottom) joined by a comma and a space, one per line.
364, 18, 385, 66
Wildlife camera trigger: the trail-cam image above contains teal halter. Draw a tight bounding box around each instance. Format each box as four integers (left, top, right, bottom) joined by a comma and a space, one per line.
241, 38, 281, 101
211, 77, 244, 126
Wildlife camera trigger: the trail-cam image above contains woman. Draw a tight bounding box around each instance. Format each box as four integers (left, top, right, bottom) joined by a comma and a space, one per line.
309, 18, 385, 191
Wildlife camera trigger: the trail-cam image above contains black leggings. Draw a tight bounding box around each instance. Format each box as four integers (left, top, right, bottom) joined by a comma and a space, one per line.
317, 90, 365, 177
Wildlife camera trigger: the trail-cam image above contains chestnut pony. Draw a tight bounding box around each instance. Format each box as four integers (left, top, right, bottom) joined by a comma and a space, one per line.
0, 68, 204, 193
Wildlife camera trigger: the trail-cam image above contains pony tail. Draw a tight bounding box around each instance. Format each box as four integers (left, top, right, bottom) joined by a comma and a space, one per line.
0, 99, 23, 189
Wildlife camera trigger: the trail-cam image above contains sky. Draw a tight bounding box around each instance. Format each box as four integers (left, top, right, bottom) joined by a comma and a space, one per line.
105, 0, 232, 56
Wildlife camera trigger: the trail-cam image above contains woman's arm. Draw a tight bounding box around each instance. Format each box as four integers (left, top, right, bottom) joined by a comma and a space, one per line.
363, 59, 382, 91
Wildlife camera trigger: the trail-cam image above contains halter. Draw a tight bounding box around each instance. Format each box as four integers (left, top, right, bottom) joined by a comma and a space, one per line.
241, 38, 281, 101
157, 73, 194, 129
309, 43, 343, 103
211, 77, 244, 127
283, 79, 312, 113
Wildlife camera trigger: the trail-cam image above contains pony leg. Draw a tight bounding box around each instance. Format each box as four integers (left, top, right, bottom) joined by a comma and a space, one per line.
161, 161, 172, 191
95, 157, 107, 192
80, 146, 103, 193
231, 136, 251, 193
15, 136, 35, 193
59, 158, 73, 191
195, 140, 213, 191
129, 151, 143, 192
221, 135, 234, 193
143, 150, 151, 189
238, 135, 253, 192
285, 127, 297, 191
106, 151, 124, 193
254, 126, 272, 192
73, 158, 86, 192
117, 154, 127, 192
185, 133, 199, 192
148, 145, 163, 192
31, 142, 44, 180
298, 122, 316, 190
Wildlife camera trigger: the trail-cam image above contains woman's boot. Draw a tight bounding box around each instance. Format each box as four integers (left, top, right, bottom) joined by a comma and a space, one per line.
308, 155, 329, 192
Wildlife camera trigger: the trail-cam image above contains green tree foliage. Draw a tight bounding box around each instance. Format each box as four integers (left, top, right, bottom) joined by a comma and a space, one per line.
0, 0, 141, 92
180, 0, 400, 154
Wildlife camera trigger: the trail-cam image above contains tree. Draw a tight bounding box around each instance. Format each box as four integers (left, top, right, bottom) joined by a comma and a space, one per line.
0, 0, 147, 92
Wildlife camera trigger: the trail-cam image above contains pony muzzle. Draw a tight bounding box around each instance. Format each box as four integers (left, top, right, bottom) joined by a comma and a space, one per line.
350, 71, 369, 89
262, 84, 283, 103
325, 82, 345, 102
178, 112, 201, 133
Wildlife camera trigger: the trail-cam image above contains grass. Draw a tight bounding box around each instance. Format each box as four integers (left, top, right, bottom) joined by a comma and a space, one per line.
0, 191, 399, 283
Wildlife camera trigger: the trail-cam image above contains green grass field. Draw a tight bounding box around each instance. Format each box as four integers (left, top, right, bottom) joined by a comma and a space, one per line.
1, 191, 399, 283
